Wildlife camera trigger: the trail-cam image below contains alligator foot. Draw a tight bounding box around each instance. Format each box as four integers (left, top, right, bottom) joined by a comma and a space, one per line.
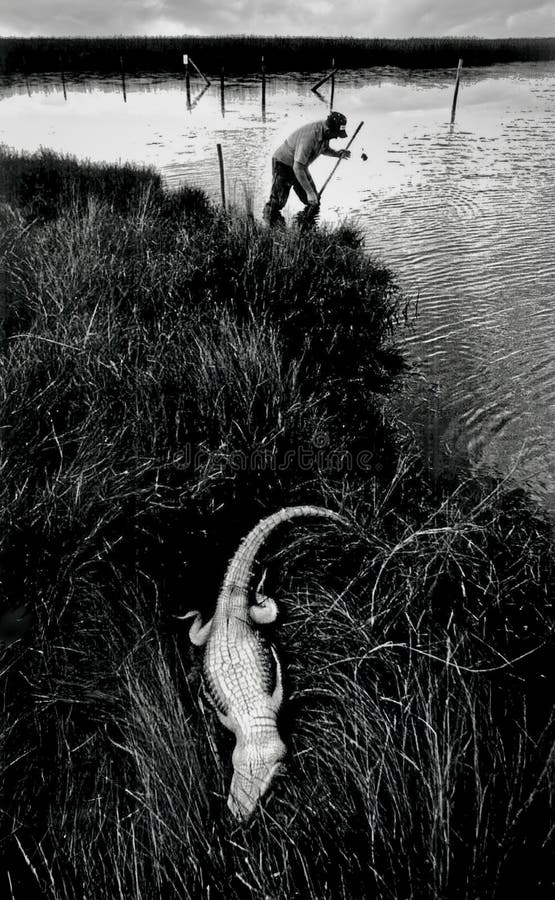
250, 594, 278, 624
178, 610, 213, 646
250, 569, 279, 624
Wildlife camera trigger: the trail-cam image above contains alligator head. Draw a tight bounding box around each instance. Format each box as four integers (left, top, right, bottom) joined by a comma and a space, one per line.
228, 734, 287, 820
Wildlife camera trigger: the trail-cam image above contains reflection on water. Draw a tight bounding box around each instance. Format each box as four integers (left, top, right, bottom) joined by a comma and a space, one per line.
1, 63, 554, 511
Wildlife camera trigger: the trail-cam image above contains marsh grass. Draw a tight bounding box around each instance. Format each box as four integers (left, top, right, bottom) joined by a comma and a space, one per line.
1, 36, 554, 76
0, 148, 552, 899
0, 146, 210, 223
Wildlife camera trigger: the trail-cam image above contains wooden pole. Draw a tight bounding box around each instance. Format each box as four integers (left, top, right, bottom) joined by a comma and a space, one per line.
318, 120, 364, 201
311, 67, 338, 93
189, 56, 211, 86
22, 54, 31, 97
120, 56, 127, 103
330, 57, 335, 110
261, 56, 266, 121
217, 143, 226, 209
450, 58, 463, 125
60, 55, 67, 101
219, 67, 225, 117
183, 54, 191, 108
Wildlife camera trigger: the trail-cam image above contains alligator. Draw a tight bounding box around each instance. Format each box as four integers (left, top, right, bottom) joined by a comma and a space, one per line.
183, 504, 347, 820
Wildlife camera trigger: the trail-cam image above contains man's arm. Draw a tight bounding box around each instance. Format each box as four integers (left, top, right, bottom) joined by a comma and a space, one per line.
321, 146, 351, 159
292, 161, 319, 204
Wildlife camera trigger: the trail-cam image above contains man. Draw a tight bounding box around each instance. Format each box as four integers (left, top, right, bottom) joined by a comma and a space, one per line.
263, 111, 351, 227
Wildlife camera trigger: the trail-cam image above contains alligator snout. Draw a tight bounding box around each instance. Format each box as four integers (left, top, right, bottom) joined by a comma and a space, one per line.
229, 738, 287, 820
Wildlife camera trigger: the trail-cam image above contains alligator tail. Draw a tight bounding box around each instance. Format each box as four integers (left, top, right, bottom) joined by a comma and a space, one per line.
222, 505, 347, 596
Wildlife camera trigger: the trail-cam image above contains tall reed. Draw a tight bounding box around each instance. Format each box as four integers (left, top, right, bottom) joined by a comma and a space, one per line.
1, 35, 554, 75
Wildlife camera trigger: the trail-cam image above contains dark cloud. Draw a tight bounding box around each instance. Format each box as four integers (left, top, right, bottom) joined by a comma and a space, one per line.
1, 0, 553, 38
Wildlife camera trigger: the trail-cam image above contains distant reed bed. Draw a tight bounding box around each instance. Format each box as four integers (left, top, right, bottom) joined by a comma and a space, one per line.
0, 35, 554, 76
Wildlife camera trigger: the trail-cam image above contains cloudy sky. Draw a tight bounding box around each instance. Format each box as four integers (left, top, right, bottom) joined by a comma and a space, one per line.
1, 0, 554, 39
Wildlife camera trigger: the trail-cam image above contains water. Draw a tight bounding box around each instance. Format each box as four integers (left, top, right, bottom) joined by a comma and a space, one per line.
1, 63, 554, 512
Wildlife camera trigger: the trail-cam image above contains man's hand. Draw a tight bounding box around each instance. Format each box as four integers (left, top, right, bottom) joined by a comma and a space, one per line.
337, 149, 351, 160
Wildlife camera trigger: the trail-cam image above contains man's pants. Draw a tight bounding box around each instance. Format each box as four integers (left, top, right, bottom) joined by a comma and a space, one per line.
264, 159, 311, 223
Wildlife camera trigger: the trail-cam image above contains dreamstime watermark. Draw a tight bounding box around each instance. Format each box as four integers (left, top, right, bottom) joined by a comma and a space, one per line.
182, 433, 382, 475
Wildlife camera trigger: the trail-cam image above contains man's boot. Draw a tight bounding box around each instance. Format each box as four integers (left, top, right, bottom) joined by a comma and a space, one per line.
263, 202, 285, 228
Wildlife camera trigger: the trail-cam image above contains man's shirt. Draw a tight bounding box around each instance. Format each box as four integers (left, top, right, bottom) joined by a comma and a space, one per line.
273, 121, 329, 168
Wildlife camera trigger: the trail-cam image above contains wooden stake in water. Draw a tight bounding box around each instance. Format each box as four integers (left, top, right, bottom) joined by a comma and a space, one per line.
60, 55, 67, 101
22, 54, 30, 97
217, 143, 226, 209
220, 67, 225, 117
189, 56, 211, 86
311, 66, 338, 93
183, 53, 191, 109
120, 56, 127, 103
450, 58, 463, 125
261, 56, 266, 121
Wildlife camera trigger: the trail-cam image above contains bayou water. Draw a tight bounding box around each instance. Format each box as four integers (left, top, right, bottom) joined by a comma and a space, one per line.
1, 62, 553, 511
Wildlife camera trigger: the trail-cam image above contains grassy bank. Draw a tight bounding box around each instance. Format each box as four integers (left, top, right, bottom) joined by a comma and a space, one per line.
0, 35, 554, 76
0, 148, 552, 899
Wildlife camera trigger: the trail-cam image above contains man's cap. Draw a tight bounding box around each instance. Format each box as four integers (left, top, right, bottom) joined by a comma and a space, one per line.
326, 111, 348, 139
